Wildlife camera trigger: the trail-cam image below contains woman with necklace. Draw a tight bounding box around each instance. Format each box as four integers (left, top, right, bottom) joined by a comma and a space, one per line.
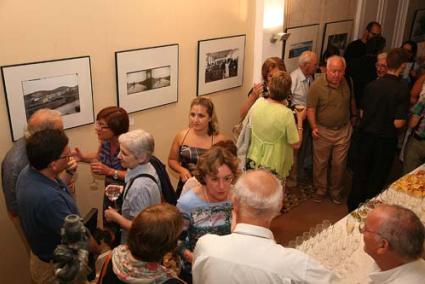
168, 97, 225, 197
176, 146, 239, 282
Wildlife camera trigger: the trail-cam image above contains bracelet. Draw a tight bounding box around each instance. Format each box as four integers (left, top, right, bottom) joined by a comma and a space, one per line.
113, 170, 118, 180
65, 169, 75, 176
297, 127, 303, 131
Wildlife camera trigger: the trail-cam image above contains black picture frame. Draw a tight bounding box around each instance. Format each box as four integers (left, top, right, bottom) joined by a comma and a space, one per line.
115, 44, 179, 114
1, 56, 94, 141
197, 34, 246, 96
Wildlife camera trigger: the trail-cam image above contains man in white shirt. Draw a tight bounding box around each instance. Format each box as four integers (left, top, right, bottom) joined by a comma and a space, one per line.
192, 170, 338, 284
361, 204, 425, 283
288, 51, 318, 187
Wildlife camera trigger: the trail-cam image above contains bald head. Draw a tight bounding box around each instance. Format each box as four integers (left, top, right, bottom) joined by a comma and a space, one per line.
232, 170, 283, 221
367, 204, 424, 261
25, 109, 63, 139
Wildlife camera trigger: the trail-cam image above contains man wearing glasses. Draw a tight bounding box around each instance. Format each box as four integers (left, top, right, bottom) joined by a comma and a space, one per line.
16, 129, 79, 284
361, 204, 425, 283
345, 21, 382, 61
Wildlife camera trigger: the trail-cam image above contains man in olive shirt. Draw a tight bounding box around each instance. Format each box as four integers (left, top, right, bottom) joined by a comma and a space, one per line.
307, 56, 356, 204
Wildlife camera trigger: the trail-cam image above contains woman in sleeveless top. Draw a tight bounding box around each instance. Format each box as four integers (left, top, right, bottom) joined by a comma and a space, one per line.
246, 71, 303, 179
168, 97, 225, 197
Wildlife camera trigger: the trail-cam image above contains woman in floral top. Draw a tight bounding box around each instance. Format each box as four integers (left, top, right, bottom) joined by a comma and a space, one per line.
176, 145, 240, 282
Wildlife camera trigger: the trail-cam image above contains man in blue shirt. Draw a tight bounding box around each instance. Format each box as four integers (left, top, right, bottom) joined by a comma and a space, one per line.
17, 129, 79, 284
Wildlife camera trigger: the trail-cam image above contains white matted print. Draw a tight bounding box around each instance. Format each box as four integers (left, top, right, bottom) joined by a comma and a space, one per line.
115, 44, 179, 113
1, 56, 94, 141
283, 25, 319, 72
322, 20, 354, 56
197, 35, 245, 96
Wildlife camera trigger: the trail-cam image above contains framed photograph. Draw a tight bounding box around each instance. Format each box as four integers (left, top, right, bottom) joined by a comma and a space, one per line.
283, 24, 319, 72
322, 20, 354, 56
1, 56, 94, 141
410, 9, 425, 42
197, 35, 245, 96
115, 44, 179, 113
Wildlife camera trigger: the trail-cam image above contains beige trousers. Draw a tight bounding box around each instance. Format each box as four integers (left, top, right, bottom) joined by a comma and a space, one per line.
30, 252, 57, 284
312, 124, 352, 198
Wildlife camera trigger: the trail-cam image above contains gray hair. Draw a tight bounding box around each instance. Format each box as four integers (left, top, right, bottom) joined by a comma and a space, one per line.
118, 129, 154, 160
377, 204, 425, 261
326, 55, 346, 69
232, 170, 283, 219
24, 109, 62, 139
377, 52, 387, 61
298, 51, 316, 66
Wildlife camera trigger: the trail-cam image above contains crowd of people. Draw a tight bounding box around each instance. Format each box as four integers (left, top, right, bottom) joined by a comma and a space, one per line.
2, 20, 425, 284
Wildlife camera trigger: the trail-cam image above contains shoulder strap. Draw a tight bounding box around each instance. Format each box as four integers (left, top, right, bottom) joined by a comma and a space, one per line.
180, 128, 191, 145
123, 173, 157, 201
97, 252, 112, 284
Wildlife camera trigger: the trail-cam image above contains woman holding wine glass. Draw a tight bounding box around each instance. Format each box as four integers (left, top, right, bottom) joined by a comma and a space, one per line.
104, 129, 161, 243
74, 106, 129, 187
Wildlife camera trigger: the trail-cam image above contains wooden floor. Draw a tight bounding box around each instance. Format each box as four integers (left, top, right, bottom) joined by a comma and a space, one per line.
271, 197, 348, 246
271, 157, 403, 246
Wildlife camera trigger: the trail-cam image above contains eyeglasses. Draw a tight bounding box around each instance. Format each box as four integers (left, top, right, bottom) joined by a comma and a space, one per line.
95, 122, 110, 131
58, 153, 73, 161
369, 32, 381, 37
375, 63, 387, 69
207, 174, 234, 184
359, 222, 382, 237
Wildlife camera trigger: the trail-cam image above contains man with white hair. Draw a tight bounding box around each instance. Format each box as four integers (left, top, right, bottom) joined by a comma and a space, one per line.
192, 170, 338, 284
307, 55, 356, 204
288, 51, 318, 186
361, 204, 425, 283
376, 52, 388, 79
2, 108, 76, 217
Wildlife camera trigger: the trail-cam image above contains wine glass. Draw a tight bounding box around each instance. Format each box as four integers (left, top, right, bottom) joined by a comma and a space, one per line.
105, 184, 123, 208
346, 214, 356, 235
89, 158, 100, 190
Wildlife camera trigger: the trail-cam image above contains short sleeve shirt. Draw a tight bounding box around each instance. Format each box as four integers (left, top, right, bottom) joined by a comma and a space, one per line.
307, 74, 351, 128
360, 74, 409, 138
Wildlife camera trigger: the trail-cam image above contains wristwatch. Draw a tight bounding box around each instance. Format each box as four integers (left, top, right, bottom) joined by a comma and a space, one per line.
113, 170, 118, 180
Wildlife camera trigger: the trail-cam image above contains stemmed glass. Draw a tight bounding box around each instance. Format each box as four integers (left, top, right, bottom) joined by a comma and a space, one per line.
105, 184, 123, 209
89, 158, 99, 190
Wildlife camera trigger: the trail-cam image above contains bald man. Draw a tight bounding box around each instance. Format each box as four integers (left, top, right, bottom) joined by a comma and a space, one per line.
193, 170, 338, 284
1, 109, 76, 217
361, 204, 425, 283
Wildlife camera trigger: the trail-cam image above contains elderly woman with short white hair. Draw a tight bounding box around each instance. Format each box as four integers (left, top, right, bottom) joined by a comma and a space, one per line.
105, 129, 161, 243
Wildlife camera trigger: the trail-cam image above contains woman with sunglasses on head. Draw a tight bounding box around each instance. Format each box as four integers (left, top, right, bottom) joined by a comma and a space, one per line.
176, 146, 240, 282
168, 97, 225, 197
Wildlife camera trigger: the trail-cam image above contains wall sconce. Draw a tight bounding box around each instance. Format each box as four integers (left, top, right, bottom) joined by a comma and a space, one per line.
270, 32, 290, 43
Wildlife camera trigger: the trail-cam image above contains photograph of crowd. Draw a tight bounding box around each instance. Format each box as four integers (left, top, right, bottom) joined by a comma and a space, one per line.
22, 73, 80, 119
204, 48, 239, 83
126, 65, 171, 95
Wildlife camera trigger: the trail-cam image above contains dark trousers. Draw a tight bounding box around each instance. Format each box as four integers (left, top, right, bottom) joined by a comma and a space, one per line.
347, 132, 397, 212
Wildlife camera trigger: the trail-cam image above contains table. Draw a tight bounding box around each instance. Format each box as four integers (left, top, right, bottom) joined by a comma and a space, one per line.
295, 164, 425, 283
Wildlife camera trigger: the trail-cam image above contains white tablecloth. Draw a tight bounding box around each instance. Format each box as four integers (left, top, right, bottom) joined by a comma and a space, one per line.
297, 164, 425, 283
